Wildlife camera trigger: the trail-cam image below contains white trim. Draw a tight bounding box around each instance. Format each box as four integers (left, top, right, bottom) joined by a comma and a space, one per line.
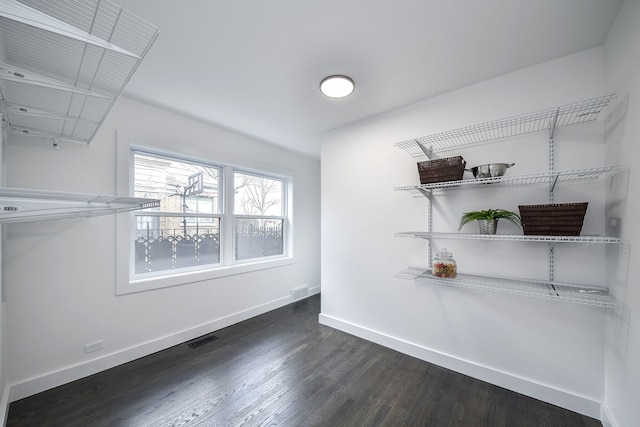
115, 131, 294, 295
121, 256, 295, 295
600, 404, 618, 427
318, 312, 602, 420
1, 383, 9, 426
8, 288, 320, 403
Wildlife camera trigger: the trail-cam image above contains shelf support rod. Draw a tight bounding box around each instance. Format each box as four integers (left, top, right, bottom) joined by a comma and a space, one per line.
548, 243, 555, 282
416, 187, 433, 200
548, 108, 559, 203
548, 107, 560, 145
547, 109, 560, 290
549, 174, 559, 194
417, 141, 433, 158
427, 194, 433, 266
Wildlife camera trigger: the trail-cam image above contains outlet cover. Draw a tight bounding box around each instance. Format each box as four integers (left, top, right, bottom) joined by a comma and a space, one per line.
84, 341, 103, 354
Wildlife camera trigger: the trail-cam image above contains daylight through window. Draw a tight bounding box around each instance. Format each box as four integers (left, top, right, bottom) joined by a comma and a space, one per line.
234, 172, 285, 261
133, 151, 221, 274
131, 150, 289, 278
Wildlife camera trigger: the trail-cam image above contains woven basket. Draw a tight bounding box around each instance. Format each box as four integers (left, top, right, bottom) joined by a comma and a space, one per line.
416, 156, 466, 185
518, 202, 588, 236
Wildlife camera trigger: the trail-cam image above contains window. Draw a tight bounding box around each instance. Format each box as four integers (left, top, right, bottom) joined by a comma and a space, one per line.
234, 172, 285, 261
127, 148, 291, 288
133, 151, 221, 275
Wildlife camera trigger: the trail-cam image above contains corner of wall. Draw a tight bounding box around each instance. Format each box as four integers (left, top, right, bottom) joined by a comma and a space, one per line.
1, 115, 8, 425
602, 1, 640, 426
0, 383, 8, 427
600, 403, 619, 427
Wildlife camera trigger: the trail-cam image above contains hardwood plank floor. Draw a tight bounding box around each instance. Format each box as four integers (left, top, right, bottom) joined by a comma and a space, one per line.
7, 294, 601, 426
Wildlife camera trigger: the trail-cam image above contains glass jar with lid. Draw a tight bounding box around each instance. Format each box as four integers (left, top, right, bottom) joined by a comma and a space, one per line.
433, 248, 457, 278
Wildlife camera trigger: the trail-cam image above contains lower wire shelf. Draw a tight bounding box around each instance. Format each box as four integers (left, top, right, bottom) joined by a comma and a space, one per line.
396, 267, 617, 308
0, 187, 160, 223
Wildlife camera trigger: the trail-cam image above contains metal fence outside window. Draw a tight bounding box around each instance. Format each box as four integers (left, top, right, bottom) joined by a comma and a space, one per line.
134, 221, 283, 273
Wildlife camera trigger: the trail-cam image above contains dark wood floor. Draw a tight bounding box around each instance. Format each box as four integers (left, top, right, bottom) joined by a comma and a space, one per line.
7, 294, 601, 426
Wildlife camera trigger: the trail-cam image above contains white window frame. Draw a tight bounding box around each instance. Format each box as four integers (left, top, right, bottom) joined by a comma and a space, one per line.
116, 133, 294, 295
132, 148, 223, 277
232, 169, 287, 263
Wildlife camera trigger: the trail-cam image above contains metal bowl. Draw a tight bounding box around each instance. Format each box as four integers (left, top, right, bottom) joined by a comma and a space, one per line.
466, 163, 515, 179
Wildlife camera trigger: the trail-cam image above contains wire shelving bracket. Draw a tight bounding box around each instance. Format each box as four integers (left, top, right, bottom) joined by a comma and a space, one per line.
394, 94, 617, 157
0, 187, 160, 223
396, 268, 617, 308
394, 94, 621, 307
395, 166, 622, 194
0, 0, 159, 145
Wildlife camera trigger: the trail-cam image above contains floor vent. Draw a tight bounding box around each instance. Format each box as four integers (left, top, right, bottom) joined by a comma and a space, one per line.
187, 333, 219, 349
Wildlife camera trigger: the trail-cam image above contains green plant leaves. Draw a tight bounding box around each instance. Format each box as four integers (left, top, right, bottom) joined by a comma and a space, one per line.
458, 209, 521, 230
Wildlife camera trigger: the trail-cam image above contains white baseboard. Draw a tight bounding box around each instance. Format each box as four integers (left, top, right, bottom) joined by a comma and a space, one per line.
319, 312, 602, 420
8, 289, 320, 403
307, 286, 321, 299
1, 384, 10, 426
600, 404, 618, 427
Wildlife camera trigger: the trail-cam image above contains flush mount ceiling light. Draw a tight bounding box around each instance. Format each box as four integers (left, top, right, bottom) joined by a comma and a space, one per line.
320, 75, 354, 98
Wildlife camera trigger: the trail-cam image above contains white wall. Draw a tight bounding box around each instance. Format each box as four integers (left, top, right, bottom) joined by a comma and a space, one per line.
320, 48, 612, 418
2, 96, 321, 401
0, 127, 7, 424
602, 0, 640, 426
0, 297, 5, 425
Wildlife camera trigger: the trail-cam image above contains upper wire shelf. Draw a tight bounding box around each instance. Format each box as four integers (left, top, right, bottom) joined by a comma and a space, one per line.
0, 187, 159, 223
395, 231, 620, 244
396, 267, 617, 308
394, 94, 617, 157
395, 166, 621, 194
0, 0, 159, 145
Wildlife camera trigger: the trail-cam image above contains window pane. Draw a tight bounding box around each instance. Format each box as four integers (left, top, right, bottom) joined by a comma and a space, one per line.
235, 218, 284, 260
135, 216, 220, 274
134, 152, 220, 214
234, 172, 283, 216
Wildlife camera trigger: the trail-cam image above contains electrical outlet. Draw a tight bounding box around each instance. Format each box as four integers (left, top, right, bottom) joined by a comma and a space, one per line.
84, 341, 103, 354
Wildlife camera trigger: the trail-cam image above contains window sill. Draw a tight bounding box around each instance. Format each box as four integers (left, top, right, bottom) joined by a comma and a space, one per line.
117, 257, 295, 295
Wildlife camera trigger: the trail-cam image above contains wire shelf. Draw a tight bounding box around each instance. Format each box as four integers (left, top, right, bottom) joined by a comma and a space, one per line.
395, 94, 617, 157
0, 187, 159, 223
396, 267, 617, 308
0, 0, 159, 144
395, 231, 620, 244
395, 166, 621, 194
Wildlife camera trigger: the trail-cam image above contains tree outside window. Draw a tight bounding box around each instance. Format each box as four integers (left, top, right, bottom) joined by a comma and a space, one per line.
234, 172, 285, 260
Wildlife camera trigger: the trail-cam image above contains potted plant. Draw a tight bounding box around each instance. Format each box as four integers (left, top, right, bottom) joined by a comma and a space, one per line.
458, 209, 521, 234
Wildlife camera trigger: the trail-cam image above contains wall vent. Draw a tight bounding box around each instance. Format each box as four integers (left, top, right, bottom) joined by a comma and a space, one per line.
187, 333, 218, 349
291, 286, 309, 302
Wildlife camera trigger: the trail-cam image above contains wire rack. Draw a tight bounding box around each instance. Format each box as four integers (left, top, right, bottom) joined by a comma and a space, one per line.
395, 166, 621, 194
395, 231, 620, 244
0, 0, 159, 144
395, 94, 617, 157
396, 267, 617, 308
0, 187, 160, 223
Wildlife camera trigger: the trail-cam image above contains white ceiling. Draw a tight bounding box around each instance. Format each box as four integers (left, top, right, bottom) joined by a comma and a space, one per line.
115, 0, 623, 158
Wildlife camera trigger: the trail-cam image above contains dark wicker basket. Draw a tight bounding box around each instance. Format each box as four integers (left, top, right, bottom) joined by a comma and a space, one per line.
518, 202, 588, 236
417, 156, 466, 185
